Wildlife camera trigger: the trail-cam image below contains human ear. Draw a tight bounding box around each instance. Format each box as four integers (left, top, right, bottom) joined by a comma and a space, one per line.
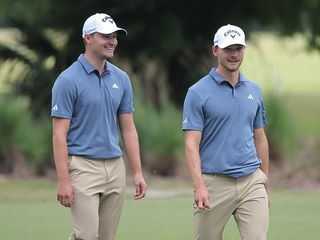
212, 46, 218, 57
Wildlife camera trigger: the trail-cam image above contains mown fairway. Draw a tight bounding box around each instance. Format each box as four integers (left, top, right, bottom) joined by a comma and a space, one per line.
0, 180, 319, 240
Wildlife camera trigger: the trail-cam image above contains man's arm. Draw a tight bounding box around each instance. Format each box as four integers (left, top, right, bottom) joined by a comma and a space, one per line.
254, 127, 270, 206
184, 130, 209, 209
118, 113, 147, 200
52, 117, 74, 207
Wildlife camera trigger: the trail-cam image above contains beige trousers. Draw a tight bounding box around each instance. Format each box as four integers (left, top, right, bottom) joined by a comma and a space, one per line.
67, 156, 126, 240
194, 168, 269, 240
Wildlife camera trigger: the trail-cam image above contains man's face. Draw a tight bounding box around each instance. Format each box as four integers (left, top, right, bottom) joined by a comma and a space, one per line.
86, 32, 118, 59
213, 44, 245, 72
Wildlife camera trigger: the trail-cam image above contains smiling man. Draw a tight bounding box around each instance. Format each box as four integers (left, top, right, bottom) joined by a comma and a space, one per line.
51, 13, 147, 240
182, 24, 270, 240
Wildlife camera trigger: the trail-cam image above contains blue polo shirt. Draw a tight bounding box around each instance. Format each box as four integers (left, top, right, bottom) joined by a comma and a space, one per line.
51, 54, 134, 159
182, 68, 267, 178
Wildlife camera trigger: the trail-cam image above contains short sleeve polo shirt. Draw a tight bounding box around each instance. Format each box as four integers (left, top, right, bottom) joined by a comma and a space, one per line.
182, 68, 267, 178
51, 54, 134, 159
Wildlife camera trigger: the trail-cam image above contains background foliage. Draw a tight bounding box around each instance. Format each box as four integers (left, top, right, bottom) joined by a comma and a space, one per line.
0, 0, 320, 111
0, 0, 319, 176
0, 96, 51, 175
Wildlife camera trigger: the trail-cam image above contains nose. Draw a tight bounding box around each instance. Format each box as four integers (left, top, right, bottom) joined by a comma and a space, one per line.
110, 36, 118, 44
230, 50, 238, 57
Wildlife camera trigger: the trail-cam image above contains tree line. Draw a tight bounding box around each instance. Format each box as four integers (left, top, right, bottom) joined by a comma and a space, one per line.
0, 0, 319, 175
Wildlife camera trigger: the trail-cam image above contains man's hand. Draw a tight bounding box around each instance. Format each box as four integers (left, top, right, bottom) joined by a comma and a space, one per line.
57, 180, 74, 207
133, 172, 147, 200
194, 185, 210, 209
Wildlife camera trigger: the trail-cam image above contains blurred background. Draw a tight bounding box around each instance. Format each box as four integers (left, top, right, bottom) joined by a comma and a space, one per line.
1, 1, 320, 239
0, 0, 319, 187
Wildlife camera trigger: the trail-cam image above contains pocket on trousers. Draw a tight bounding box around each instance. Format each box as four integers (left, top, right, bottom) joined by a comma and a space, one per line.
202, 174, 217, 188
67, 156, 72, 168
257, 168, 268, 184
67, 156, 78, 175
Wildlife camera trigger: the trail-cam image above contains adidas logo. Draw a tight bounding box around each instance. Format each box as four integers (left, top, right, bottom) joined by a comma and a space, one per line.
112, 83, 119, 89
52, 104, 58, 111
182, 118, 188, 124
247, 94, 254, 100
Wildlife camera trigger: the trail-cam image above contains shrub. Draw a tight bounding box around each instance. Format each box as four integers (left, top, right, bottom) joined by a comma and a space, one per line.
0, 96, 52, 175
264, 91, 297, 163
132, 80, 183, 176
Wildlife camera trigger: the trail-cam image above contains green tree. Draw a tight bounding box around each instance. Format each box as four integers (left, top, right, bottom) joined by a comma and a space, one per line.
0, 0, 319, 113
1, 0, 320, 175
0, 97, 52, 175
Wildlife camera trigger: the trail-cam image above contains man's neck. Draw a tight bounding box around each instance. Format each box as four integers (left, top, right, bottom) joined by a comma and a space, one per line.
84, 52, 106, 75
216, 67, 240, 87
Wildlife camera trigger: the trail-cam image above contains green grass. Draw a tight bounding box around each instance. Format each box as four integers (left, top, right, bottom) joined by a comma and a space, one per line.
1, 180, 320, 240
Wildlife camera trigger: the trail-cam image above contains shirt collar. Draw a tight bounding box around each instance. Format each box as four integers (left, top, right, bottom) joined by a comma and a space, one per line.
77, 54, 110, 74
209, 68, 248, 85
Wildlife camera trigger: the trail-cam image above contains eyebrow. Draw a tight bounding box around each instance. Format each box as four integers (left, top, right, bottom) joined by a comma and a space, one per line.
225, 46, 244, 50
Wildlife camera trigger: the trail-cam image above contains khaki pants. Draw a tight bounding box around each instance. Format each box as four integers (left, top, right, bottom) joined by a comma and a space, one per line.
194, 168, 269, 240
67, 156, 126, 240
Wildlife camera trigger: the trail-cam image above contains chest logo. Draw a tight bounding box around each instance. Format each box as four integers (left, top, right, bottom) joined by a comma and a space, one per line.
112, 83, 119, 89
247, 94, 254, 100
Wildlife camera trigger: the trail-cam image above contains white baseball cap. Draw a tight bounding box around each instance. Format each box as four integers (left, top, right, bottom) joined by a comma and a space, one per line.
213, 24, 246, 48
82, 13, 127, 38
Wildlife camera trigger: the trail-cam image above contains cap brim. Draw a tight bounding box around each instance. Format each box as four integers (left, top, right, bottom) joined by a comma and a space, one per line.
218, 41, 246, 49
98, 27, 127, 35
116, 28, 127, 35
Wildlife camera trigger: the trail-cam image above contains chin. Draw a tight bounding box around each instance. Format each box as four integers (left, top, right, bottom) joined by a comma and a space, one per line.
105, 54, 114, 59
228, 64, 240, 71
225, 67, 237, 72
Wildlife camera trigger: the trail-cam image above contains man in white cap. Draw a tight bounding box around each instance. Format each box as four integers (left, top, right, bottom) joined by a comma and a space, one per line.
51, 13, 147, 240
182, 24, 270, 240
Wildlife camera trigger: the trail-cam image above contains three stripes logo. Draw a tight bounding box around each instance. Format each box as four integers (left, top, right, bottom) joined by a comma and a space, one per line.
112, 83, 119, 89
247, 94, 254, 100
52, 104, 58, 111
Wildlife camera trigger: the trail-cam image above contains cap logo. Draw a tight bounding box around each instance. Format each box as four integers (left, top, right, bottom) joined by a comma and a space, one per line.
224, 29, 241, 38
102, 16, 114, 24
